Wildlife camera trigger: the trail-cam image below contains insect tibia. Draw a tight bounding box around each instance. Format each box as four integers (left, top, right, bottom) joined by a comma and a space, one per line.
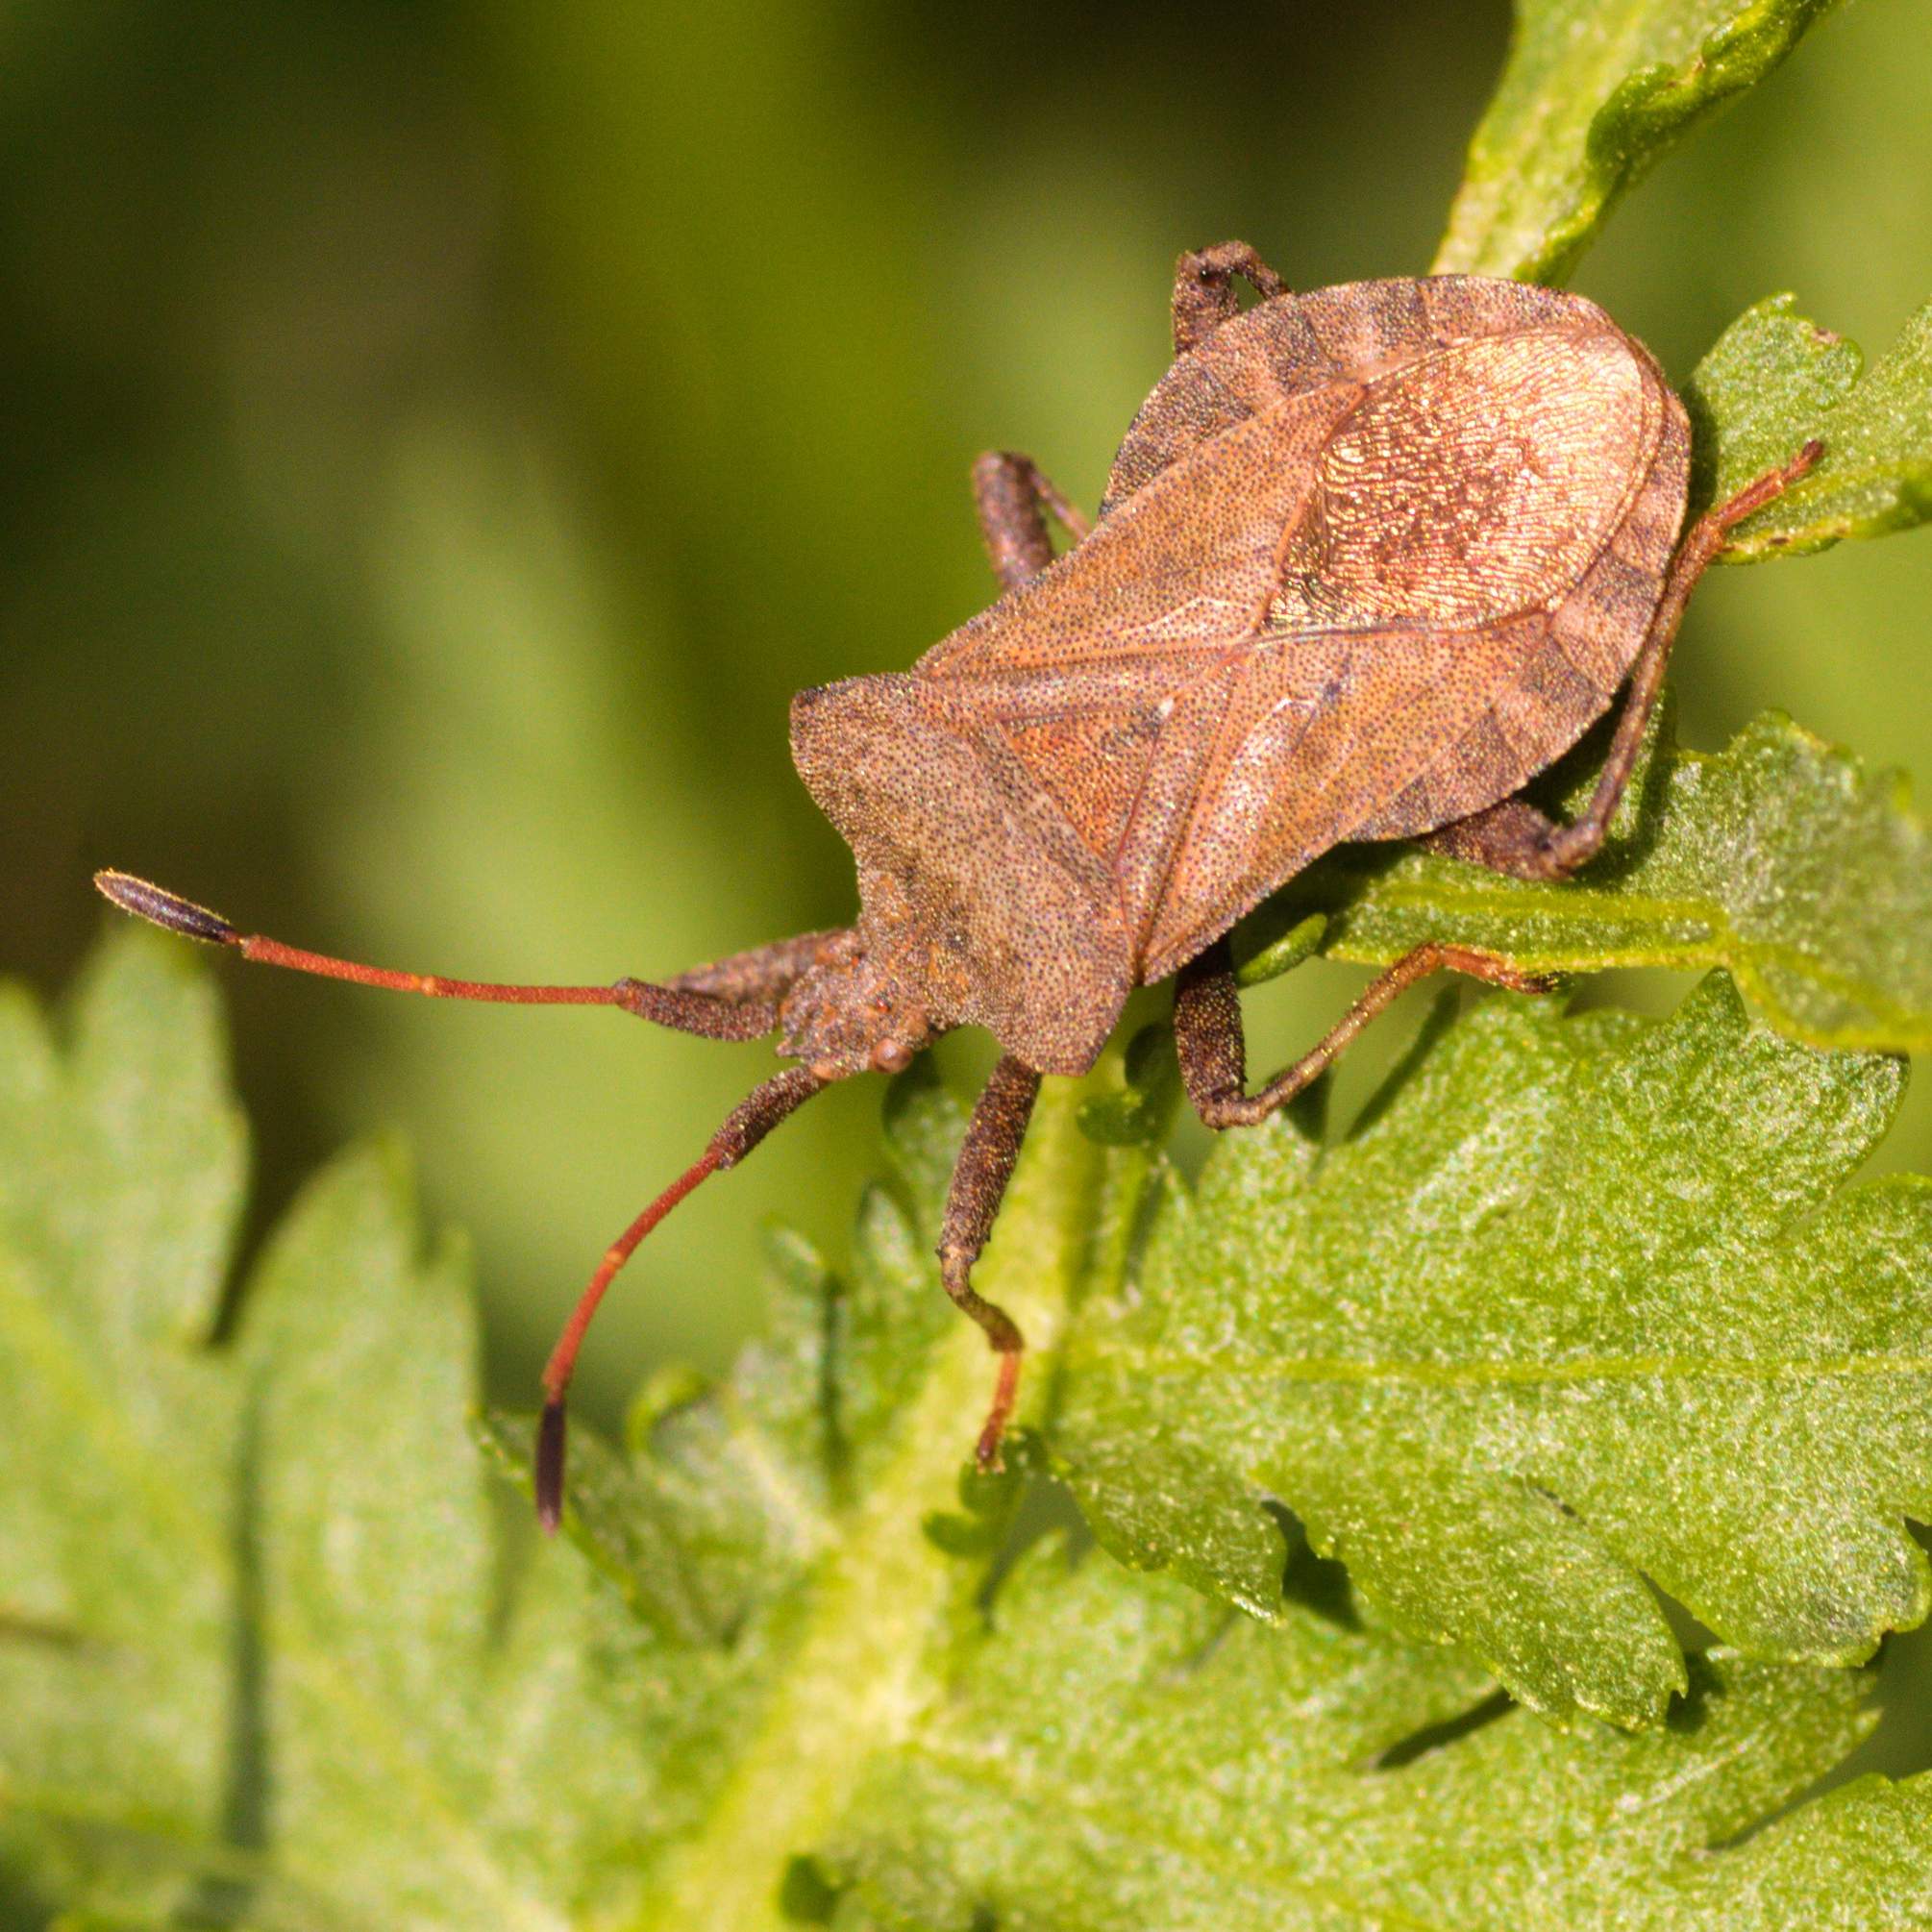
94, 871, 240, 947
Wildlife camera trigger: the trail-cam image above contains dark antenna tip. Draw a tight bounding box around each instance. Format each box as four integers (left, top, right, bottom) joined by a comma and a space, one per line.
535, 1399, 567, 1535
94, 871, 239, 947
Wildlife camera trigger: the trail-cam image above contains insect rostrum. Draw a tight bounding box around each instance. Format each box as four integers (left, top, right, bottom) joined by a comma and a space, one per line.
94, 240, 1819, 1530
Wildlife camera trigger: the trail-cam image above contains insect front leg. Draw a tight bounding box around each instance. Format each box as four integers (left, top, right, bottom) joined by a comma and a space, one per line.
971, 452, 1091, 590
938, 1053, 1042, 1470
1171, 240, 1287, 355
1431, 439, 1823, 884
1173, 938, 1551, 1130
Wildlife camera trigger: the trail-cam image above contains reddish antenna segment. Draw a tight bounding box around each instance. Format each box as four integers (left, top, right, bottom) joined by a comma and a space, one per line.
92, 866, 759, 1532
94, 871, 637, 1008
534, 1145, 723, 1532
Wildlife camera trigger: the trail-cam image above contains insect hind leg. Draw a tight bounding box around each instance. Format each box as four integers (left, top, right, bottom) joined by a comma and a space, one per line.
1173, 938, 1552, 1130
1416, 796, 1567, 879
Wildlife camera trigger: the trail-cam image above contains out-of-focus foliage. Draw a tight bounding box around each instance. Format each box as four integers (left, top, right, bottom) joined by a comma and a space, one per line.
1435, 0, 1842, 283
7, 936, 1929, 1927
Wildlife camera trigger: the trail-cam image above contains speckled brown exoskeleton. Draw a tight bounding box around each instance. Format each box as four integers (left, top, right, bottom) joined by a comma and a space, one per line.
97, 242, 1821, 1529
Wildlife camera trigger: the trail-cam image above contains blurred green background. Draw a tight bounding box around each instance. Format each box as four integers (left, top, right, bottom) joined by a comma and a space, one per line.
6, 0, 1929, 1655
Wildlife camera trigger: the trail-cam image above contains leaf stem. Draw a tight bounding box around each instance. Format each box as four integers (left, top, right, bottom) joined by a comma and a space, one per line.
632, 1074, 1112, 1928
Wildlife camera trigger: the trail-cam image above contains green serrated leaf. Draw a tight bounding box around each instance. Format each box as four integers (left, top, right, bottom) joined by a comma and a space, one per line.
1053, 973, 1932, 1727
1696, 294, 1932, 560
0, 935, 244, 1923
565, 1046, 1142, 1930
1434, 0, 1841, 284
0, 930, 1152, 1927
1253, 710, 1932, 1054
1685, 293, 1864, 516
7, 937, 1929, 1924
819, 1545, 1932, 1930
0, 931, 741, 1928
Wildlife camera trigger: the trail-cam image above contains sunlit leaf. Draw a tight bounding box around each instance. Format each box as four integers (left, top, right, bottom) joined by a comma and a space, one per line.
1686, 292, 1863, 514
0, 934, 688, 1928
820, 1547, 1932, 1930
1695, 294, 1932, 559
0, 932, 1140, 1928
8, 938, 1930, 1923
1052, 974, 1932, 1728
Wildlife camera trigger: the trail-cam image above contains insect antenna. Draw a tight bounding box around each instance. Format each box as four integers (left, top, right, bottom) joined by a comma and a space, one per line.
95, 871, 643, 1008
97, 870, 830, 1533
533, 1147, 721, 1532
535, 1063, 827, 1533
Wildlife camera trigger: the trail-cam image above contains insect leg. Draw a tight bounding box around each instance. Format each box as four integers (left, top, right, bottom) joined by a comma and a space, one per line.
1484, 438, 1823, 882
1415, 796, 1566, 877
938, 1053, 1042, 1470
1174, 938, 1551, 1130
1171, 241, 1287, 355
972, 452, 1090, 590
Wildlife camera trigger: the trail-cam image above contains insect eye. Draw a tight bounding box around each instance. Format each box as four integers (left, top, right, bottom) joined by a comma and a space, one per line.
872, 1039, 914, 1076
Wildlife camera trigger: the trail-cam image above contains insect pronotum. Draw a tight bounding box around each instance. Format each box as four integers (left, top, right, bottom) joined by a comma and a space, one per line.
97, 242, 1821, 1531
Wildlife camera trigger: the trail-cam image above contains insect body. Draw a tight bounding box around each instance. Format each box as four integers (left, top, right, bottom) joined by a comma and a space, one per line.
98, 242, 1819, 1529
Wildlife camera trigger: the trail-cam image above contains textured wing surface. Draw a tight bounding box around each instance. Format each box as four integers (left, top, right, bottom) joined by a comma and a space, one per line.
797, 275, 1689, 1038
1137, 294, 1687, 978
1102, 276, 1631, 512
915, 384, 1363, 878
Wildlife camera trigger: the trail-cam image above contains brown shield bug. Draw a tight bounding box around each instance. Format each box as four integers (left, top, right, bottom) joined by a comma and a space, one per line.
97, 241, 1820, 1530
